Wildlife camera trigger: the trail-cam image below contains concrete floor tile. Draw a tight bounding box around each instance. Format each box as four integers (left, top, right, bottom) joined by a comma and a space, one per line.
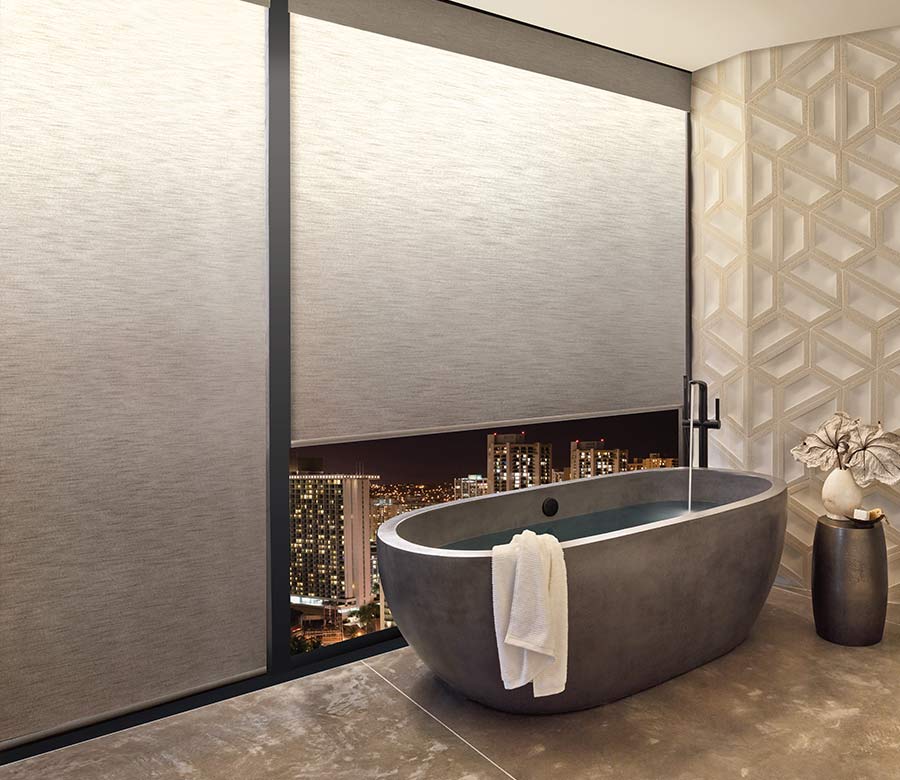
366, 592, 900, 780
1, 662, 511, 780
6, 589, 900, 780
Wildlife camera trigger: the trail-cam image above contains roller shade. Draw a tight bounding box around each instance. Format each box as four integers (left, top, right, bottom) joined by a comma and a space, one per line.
0, 0, 268, 748
290, 8, 687, 446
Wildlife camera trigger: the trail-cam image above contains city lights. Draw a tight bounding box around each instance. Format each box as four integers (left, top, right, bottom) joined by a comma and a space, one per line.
289, 421, 677, 653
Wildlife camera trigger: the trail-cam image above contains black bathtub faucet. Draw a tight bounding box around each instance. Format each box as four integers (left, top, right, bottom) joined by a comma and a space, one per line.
682, 376, 721, 468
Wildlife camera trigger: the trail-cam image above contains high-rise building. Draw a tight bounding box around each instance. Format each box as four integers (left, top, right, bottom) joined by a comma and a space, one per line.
487, 433, 553, 492
627, 453, 678, 471
570, 440, 628, 478
288, 469, 379, 608
454, 473, 490, 499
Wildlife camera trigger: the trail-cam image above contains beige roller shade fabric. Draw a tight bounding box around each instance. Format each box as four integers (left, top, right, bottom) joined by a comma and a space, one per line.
290, 12, 688, 445
0, 0, 269, 748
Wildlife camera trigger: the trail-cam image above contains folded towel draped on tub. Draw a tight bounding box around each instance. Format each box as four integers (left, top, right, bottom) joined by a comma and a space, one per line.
491, 529, 568, 697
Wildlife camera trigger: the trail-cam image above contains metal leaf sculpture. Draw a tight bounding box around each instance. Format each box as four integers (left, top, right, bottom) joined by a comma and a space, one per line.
846, 423, 900, 488
790, 412, 856, 472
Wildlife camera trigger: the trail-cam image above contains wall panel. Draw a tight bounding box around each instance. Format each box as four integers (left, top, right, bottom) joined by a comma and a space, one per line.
691, 26, 900, 601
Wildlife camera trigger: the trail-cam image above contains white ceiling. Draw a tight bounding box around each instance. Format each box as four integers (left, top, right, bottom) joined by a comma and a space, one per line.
457, 0, 900, 71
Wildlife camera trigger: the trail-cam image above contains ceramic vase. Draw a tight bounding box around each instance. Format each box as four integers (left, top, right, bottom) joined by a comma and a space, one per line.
821, 467, 863, 520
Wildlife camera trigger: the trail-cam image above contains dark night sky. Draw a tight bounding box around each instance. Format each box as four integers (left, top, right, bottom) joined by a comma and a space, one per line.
294, 410, 679, 484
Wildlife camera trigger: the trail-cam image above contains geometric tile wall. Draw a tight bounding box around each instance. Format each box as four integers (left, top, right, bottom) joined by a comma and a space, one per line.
691, 26, 900, 602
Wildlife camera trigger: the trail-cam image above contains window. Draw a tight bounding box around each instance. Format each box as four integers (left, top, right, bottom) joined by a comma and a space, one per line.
288, 410, 678, 653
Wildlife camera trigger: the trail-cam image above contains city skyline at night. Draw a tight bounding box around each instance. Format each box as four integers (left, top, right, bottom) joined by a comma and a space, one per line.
288, 411, 681, 652
292, 410, 679, 485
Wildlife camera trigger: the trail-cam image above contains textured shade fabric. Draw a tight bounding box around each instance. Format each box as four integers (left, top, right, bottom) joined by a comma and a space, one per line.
0, 0, 268, 748
289, 0, 691, 110
291, 15, 688, 444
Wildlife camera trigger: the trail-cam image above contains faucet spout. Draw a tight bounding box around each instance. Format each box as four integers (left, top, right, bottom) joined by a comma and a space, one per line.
682, 377, 721, 468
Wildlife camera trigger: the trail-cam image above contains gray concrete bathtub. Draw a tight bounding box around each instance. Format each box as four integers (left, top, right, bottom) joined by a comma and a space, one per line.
377, 468, 786, 714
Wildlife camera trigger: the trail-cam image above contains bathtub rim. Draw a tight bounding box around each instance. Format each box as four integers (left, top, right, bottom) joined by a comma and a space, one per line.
377, 467, 786, 559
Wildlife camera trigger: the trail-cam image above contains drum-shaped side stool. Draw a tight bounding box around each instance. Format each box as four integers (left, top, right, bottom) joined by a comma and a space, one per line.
811, 516, 888, 647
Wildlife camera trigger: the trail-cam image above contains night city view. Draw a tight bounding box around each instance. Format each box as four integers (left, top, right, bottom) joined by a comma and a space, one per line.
288, 411, 679, 653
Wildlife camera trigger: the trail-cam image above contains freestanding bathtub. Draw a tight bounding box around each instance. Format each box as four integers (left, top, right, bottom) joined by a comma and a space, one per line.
377, 467, 786, 714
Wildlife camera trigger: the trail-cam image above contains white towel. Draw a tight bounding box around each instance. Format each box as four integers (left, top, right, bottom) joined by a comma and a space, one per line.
491, 529, 568, 697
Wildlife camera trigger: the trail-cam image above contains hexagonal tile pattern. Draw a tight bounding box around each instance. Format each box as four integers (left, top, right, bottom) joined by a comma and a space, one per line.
883, 75, 900, 116
817, 193, 873, 238
846, 159, 898, 202
788, 255, 838, 298
787, 140, 838, 181
845, 40, 897, 81
846, 277, 898, 321
692, 26, 900, 596
783, 42, 836, 91
811, 80, 839, 141
855, 133, 900, 173
813, 220, 865, 262
845, 81, 874, 139
783, 167, 833, 206
855, 252, 900, 295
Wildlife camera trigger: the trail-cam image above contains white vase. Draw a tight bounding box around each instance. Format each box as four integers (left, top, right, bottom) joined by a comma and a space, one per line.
821, 468, 863, 520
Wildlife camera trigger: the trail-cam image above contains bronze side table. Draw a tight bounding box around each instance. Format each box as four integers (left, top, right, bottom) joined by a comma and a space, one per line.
811, 515, 887, 646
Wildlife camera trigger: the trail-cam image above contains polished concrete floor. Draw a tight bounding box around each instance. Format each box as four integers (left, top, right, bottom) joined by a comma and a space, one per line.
4, 587, 900, 780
